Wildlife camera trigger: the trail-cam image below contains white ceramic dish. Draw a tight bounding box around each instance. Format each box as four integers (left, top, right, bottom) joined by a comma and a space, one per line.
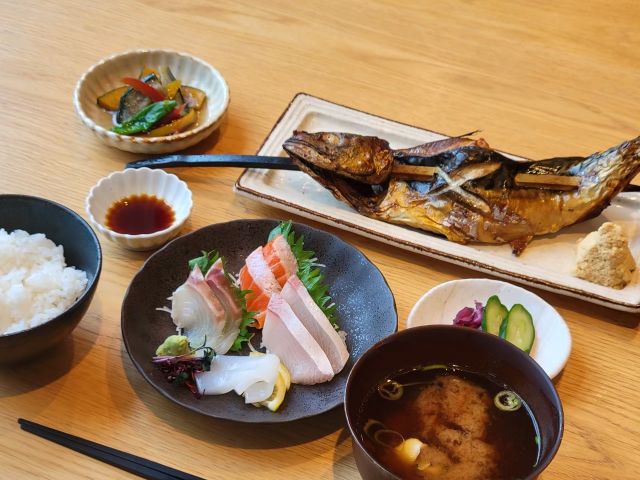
406, 279, 571, 379
236, 92, 640, 312
86, 168, 192, 251
74, 49, 229, 154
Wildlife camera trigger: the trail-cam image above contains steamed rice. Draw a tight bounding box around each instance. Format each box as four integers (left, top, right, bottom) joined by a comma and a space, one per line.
0, 229, 88, 335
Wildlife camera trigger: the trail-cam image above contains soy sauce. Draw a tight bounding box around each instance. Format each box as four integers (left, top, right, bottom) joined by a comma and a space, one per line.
105, 194, 174, 235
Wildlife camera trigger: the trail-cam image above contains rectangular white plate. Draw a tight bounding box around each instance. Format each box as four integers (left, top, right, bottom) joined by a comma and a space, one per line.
236, 93, 640, 312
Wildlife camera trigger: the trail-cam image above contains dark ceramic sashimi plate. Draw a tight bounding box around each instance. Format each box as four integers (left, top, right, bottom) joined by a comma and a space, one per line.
122, 219, 397, 423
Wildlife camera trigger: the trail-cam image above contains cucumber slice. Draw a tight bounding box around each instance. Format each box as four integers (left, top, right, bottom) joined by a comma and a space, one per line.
498, 316, 508, 339
482, 295, 508, 335
501, 304, 535, 353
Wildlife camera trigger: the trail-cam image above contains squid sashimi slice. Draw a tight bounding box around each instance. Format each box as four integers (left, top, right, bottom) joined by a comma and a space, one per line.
205, 259, 242, 320
239, 246, 282, 328
243, 381, 276, 404
281, 275, 349, 375
171, 266, 236, 354
263, 234, 298, 287
194, 354, 280, 403
263, 294, 334, 385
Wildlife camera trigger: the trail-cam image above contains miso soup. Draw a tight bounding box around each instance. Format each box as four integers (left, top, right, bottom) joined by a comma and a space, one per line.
358, 365, 540, 480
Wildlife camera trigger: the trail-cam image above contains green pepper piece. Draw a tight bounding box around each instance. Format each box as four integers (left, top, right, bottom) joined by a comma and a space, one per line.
112, 100, 176, 135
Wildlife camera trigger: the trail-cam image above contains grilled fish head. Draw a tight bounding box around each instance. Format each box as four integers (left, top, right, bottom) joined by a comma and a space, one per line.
283, 131, 394, 184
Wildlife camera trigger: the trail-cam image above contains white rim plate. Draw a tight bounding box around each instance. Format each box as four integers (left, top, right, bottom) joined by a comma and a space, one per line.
235, 93, 640, 312
406, 279, 572, 379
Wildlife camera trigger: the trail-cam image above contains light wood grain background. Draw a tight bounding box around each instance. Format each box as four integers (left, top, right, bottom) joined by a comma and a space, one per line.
1, 1, 639, 478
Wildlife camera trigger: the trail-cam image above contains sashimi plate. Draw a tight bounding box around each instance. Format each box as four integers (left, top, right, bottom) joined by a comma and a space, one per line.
122, 219, 397, 423
236, 93, 640, 312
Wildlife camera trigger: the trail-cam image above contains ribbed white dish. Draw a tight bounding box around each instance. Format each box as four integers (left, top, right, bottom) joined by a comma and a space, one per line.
86, 168, 193, 251
74, 49, 229, 154
406, 279, 572, 379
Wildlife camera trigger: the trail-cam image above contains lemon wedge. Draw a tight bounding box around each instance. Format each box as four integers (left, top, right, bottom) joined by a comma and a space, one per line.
249, 352, 291, 412
261, 372, 287, 411
278, 361, 291, 391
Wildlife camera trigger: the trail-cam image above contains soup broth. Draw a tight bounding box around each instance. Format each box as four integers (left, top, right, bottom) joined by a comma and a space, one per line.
359, 366, 540, 480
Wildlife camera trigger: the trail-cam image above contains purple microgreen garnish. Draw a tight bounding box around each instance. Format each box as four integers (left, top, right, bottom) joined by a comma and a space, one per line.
453, 301, 483, 329
152, 343, 213, 398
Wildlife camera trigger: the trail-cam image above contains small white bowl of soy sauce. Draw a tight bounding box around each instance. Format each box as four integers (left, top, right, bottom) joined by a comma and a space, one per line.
85, 168, 192, 251
344, 325, 563, 480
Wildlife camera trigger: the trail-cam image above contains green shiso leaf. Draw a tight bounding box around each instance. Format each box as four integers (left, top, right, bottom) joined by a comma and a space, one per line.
188, 250, 221, 274
269, 220, 338, 327
229, 285, 257, 352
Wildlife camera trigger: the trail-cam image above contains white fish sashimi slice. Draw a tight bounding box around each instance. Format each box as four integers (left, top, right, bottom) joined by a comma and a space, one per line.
194, 354, 280, 403
171, 266, 236, 354
186, 267, 226, 322
170, 283, 219, 347
203, 260, 241, 353
205, 259, 242, 320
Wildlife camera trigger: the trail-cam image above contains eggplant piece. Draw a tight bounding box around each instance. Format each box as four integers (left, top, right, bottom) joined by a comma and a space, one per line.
116, 73, 164, 124
138, 66, 159, 79
181, 86, 207, 110
160, 66, 185, 106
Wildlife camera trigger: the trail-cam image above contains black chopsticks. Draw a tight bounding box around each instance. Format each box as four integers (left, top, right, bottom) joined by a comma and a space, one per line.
126, 154, 298, 170
18, 419, 204, 480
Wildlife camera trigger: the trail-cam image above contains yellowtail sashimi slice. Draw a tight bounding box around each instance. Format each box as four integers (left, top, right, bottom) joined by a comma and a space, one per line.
263, 293, 333, 385
281, 275, 348, 374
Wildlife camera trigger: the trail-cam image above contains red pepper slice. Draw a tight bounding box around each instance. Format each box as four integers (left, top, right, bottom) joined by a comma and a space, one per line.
122, 77, 165, 102
161, 104, 186, 124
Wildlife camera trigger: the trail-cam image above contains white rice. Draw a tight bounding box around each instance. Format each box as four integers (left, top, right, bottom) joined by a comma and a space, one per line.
0, 229, 88, 335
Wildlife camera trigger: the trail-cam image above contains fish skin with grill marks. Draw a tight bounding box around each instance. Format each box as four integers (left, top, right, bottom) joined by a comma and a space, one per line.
283, 131, 640, 255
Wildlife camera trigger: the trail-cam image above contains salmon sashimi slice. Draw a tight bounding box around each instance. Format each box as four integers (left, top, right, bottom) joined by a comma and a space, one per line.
262, 234, 298, 287
239, 267, 271, 328
239, 246, 281, 328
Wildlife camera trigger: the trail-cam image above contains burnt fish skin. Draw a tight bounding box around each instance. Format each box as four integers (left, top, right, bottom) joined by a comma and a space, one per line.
283, 131, 640, 255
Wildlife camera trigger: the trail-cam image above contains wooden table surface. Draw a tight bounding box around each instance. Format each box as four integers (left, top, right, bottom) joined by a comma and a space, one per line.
1, 1, 639, 478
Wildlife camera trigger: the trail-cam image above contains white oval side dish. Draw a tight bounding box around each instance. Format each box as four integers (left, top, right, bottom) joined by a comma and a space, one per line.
74, 49, 229, 154
86, 168, 192, 251
406, 278, 571, 379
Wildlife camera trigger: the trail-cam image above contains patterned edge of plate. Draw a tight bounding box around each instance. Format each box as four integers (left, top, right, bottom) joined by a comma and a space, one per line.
235, 92, 640, 313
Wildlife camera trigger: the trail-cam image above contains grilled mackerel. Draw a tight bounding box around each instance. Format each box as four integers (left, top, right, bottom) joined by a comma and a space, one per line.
283, 131, 640, 254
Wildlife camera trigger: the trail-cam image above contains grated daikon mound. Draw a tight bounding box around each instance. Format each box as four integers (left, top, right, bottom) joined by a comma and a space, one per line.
0, 229, 88, 335
574, 222, 636, 289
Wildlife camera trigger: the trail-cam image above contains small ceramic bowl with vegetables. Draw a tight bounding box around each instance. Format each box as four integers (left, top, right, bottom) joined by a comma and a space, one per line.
407, 279, 571, 379
74, 49, 229, 154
